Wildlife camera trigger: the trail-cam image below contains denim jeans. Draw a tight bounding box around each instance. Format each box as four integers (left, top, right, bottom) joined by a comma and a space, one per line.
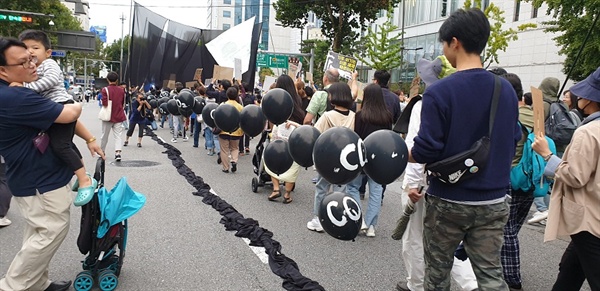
193, 119, 201, 147
347, 174, 383, 226
533, 195, 550, 212
204, 127, 219, 151
312, 174, 348, 216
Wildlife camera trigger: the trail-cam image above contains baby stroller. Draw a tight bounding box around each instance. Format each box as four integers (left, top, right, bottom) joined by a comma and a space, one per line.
251, 129, 273, 193
74, 158, 146, 291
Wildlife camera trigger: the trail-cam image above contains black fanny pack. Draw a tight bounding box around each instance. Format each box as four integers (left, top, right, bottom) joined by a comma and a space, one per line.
425, 75, 501, 184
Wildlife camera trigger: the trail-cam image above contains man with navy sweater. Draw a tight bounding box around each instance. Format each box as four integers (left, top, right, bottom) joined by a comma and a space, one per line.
407, 8, 521, 290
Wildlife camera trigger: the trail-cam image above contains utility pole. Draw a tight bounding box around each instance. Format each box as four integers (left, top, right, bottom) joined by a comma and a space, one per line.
120, 12, 126, 81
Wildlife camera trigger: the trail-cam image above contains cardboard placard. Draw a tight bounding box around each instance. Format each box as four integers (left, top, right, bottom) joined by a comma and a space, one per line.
193, 68, 203, 81
323, 51, 358, 80
288, 62, 298, 79
530, 86, 545, 136
234, 58, 242, 81
169, 73, 176, 81
186, 81, 198, 89
409, 76, 421, 98
306, 72, 313, 83
213, 65, 234, 81
167, 80, 176, 90
356, 81, 367, 101
263, 75, 277, 92
162, 80, 169, 89
204, 78, 212, 86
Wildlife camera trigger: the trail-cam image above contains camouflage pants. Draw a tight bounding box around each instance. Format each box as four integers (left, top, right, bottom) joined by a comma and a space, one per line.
423, 195, 509, 291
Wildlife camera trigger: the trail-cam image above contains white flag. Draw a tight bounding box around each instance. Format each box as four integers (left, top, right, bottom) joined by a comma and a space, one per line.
206, 16, 255, 75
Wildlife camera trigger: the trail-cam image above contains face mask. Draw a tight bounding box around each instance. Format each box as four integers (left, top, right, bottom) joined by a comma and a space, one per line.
576, 99, 591, 117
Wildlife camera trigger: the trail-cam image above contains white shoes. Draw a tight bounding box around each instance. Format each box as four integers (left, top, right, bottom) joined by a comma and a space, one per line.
361, 220, 368, 231
528, 210, 549, 224
366, 225, 375, 237
0, 216, 11, 227
306, 217, 324, 232
171, 138, 177, 143
183, 136, 189, 142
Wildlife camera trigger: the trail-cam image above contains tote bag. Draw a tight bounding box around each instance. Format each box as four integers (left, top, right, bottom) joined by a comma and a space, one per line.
98, 88, 112, 121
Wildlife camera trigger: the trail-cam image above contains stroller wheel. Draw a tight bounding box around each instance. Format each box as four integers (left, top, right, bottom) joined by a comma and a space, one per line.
74, 271, 94, 291
251, 177, 259, 193
98, 269, 118, 291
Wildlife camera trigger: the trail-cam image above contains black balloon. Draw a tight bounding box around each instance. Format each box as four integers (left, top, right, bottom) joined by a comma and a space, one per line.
176, 89, 195, 111
264, 140, 294, 175
288, 125, 320, 167
158, 103, 169, 115
363, 130, 409, 185
318, 192, 362, 241
166, 99, 181, 115
192, 97, 206, 114
201, 103, 218, 128
178, 107, 193, 117
239, 105, 266, 137
149, 99, 158, 109
158, 97, 170, 106
213, 104, 240, 133
261, 88, 294, 125
313, 127, 365, 185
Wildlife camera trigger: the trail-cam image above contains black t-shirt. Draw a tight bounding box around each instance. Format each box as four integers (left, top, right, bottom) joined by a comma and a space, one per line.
354, 111, 392, 140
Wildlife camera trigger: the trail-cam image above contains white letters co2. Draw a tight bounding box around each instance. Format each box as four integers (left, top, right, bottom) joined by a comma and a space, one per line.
326, 197, 362, 227
339, 139, 366, 171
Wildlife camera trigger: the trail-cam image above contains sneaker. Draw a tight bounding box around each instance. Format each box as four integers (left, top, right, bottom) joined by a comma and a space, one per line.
171, 138, 177, 143
361, 220, 368, 231
231, 162, 237, 173
396, 281, 410, 291
527, 210, 549, 224
183, 136, 189, 142
539, 218, 547, 225
115, 154, 121, 162
306, 217, 324, 232
311, 177, 319, 184
366, 225, 375, 237
217, 156, 222, 164
0, 216, 11, 227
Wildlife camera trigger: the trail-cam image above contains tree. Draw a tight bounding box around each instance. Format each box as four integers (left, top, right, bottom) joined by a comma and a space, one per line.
529, 0, 599, 81
274, 0, 400, 53
357, 7, 403, 71
465, 0, 537, 69
103, 35, 131, 73
300, 39, 332, 88
258, 67, 275, 84
0, 0, 82, 37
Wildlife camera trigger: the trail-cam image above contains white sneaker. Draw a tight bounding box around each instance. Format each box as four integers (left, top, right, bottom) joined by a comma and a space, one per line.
171, 138, 177, 143
183, 136, 189, 142
306, 217, 324, 232
361, 220, 368, 231
527, 210, 549, 224
366, 225, 375, 237
0, 216, 11, 227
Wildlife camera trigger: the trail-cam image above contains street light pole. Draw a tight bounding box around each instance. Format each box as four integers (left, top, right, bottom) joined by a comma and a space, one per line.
119, 12, 126, 82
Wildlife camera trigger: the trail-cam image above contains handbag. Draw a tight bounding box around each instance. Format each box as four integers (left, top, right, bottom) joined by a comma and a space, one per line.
98, 88, 112, 121
425, 75, 501, 184
33, 131, 50, 154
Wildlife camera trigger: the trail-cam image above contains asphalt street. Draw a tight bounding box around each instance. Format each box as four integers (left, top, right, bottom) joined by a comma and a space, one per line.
0, 101, 590, 291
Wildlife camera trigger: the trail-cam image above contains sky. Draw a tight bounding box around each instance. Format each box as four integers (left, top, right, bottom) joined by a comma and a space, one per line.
87, 0, 209, 45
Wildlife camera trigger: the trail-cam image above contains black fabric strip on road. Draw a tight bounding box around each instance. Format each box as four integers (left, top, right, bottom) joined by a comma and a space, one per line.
146, 128, 325, 291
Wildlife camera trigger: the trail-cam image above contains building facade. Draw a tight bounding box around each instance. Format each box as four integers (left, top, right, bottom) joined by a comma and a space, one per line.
370, 0, 568, 90
61, 0, 90, 31
206, 0, 301, 54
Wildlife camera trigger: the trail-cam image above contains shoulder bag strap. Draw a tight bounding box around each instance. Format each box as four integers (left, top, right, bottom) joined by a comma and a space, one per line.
488, 75, 502, 136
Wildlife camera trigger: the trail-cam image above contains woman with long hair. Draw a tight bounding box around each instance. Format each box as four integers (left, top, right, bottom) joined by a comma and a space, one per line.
265, 75, 305, 204
347, 84, 393, 237
295, 79, 309, 112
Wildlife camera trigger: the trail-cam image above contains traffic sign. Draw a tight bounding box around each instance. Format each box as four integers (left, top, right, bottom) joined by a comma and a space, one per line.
51, 50, 67, 58
256, 53, 288, 69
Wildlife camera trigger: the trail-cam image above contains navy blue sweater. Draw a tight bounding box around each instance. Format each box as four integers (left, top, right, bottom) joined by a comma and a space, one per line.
411, 69, 522, 202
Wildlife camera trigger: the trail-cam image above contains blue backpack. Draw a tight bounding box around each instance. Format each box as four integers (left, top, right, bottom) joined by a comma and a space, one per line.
510, 123, 556, 197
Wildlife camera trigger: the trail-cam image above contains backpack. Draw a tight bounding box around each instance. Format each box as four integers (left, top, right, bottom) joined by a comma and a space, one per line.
545, 101, 577, 147
510, 123, 556, 197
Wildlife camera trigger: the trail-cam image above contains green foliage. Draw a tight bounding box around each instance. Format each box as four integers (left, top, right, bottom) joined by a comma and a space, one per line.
258, 67, 275, 84
300, 39, 332, 87
0, 0, 82, 37
464, 0, 536, 68
102, 35, 130, 73
274, 0, 401, 53
357, 7, 403, 71
528, 0, 599, 81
